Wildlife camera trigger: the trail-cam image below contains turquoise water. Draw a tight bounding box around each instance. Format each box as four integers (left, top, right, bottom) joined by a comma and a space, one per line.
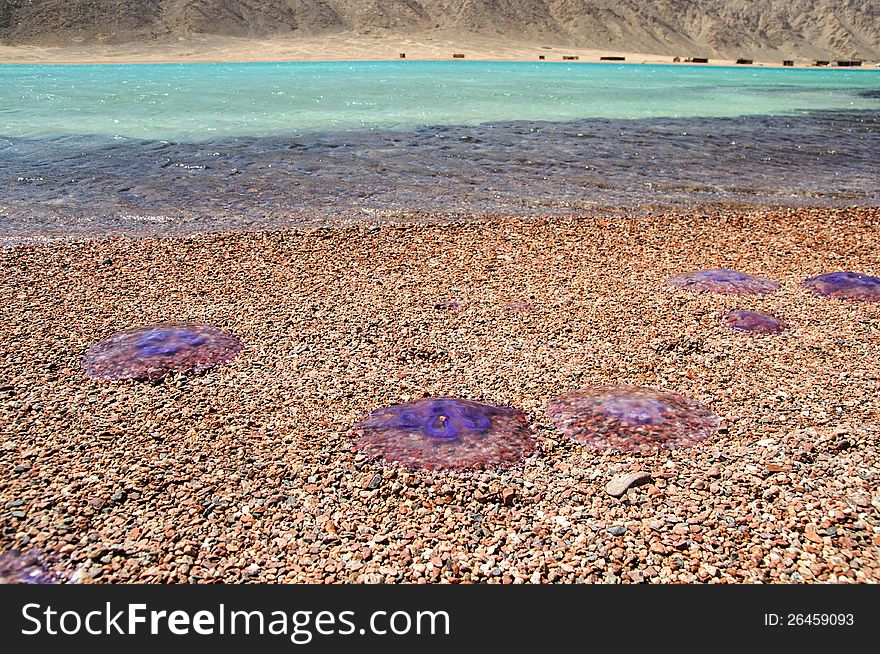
1, 61, 879, 242
1, 61, 879, 140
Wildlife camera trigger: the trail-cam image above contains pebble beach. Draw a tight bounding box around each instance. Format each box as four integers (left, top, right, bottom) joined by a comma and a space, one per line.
1, 205, 878, 584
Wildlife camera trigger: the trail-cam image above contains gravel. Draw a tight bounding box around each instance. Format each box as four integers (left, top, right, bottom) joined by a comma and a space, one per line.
0, 206, 878, 584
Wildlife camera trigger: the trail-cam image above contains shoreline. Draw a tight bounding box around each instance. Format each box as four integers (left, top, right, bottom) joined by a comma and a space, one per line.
2, 33, 874, 69
1, 206, 878, 583
4, 201, 880, 250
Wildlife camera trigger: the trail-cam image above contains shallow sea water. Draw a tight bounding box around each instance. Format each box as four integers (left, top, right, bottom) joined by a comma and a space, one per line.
1, 62, 878, 243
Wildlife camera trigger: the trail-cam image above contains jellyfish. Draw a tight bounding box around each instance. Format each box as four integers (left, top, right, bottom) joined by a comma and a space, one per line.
721, 309, 785, 334
83, 322, 243, 381
504, 301, 533, 314
433, 299, 466, 311
546, 386, 718, 453
351, 396, 537, 470
666, 269, 779, 295
802, 271, 880, 302
0, 550, 58, 584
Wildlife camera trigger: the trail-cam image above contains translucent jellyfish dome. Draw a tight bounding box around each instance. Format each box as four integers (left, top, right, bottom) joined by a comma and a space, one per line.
83, 322, 243, 381
0, 550, 57, 584
547, 386, 718, 453
666, 269, 780, 295
721, 309, 785, 334
802, 271, 880, 302
351, 396, 537, 470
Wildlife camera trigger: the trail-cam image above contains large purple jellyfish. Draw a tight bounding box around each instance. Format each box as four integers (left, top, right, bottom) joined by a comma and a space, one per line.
83, 322, 243, 381
721, 309, 785, 334
351, 397, 537, 470
666, 269, 780, 295
546, 386, 718, 453
802, 271, 880, 302
0, 550, 58, 584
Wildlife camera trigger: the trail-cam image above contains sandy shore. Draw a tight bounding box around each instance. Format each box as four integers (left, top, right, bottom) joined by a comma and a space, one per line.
1, 206, 879, 583
0, 33, 837, 68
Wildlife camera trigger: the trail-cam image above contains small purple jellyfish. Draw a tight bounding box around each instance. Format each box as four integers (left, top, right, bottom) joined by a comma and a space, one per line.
546, 386, 718, 453
83, 322, 243, 381
433, 299, 467, 312
0, 550, 58, 584
666, 269, 780, 295
721, 309, 785, 334
504, 301, 533, 314
351, 396, 537, 470
802, 271, 880, 302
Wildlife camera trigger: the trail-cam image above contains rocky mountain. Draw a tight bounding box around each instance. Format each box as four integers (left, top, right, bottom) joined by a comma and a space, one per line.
1, 0, 878, 59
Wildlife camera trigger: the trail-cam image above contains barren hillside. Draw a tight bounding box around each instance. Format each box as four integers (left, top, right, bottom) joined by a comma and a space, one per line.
1, 0, 878, 60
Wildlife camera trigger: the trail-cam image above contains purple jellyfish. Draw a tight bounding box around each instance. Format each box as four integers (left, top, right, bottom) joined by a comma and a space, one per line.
351, 396, 537, 470
433, 299, 467, 312
504, 301, 534, 314
83, 322, 243, 381
0, 550, 58, 584
802, 271, 880, 302
666, 269, 780, 295
721, 309, 785, 334
546, 386, 718, 453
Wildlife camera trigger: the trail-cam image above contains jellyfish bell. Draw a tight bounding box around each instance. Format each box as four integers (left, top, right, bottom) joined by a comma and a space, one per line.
666, 269, 779, 295
602, 396, 668, 425
802, 271, 880, 302
433, 299, 466, 311
0, 550, 58, 584
351, 396, 536, 470
699, 269, 748, 282
721, 309, 785, 334
547, 385, 718, 453
83, 322, 243, 381
134, 327, 207, 356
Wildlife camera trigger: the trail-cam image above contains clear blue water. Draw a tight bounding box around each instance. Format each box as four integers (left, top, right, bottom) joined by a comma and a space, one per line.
2, 61, 879, 140
0, 62, 878, 243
